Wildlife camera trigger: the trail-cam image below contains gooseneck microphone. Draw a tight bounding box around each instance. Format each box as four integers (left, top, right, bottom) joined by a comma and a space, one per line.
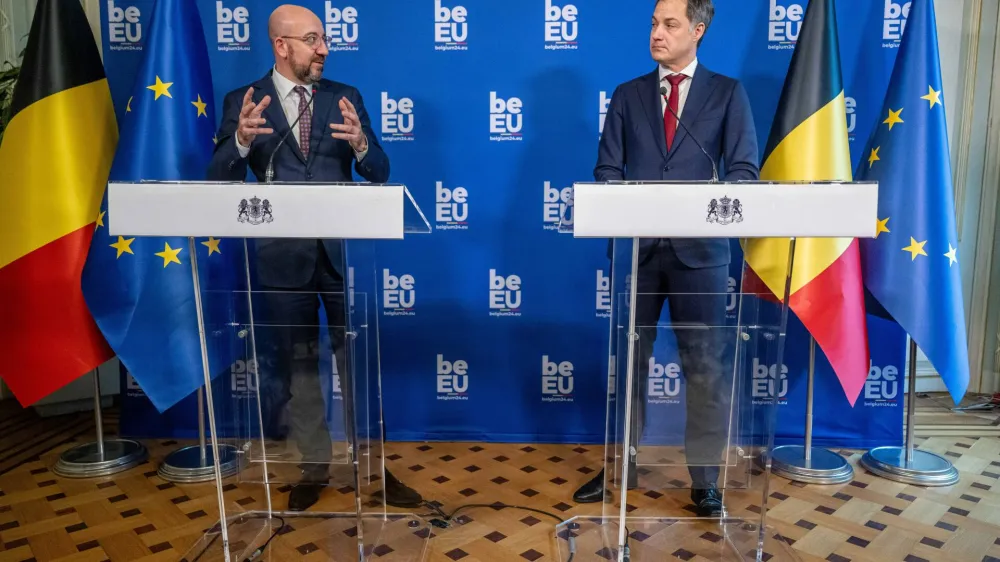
264, 84, 318, 184
660, 85, 719, 183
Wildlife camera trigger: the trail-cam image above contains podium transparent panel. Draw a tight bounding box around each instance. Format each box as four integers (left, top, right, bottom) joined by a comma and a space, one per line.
556, 236, 798, 562
181, 236, 428, 562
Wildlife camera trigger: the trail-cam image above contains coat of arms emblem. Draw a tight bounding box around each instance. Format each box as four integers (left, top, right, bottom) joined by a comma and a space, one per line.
238, 196, 273, 225
707, 195, 743, 225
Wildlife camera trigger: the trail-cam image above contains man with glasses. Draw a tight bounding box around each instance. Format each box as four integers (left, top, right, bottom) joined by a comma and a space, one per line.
208, 4, 421, 512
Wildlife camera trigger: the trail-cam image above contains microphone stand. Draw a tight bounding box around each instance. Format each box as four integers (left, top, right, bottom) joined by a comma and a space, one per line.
266, 85, 318, 184
660, 86, 719, 182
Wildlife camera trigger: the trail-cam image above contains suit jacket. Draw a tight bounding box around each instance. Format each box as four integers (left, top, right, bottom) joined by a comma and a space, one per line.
207, 70, 389, 287
595, 64, 759, 268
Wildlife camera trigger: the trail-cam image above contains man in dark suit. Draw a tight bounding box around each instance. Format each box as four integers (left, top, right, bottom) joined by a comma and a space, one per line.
572, 0, 759, 516
208, 4, 421, 512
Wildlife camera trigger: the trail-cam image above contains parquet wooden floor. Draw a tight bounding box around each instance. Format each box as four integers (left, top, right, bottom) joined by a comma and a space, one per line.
3, 400, 1000, 561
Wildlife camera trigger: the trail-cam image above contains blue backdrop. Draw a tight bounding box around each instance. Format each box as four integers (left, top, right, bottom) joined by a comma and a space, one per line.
107, 0, 910, 448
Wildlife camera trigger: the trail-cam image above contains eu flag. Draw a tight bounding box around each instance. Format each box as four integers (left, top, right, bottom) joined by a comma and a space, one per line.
858, 0, 969, 404
82, 0, 242, 411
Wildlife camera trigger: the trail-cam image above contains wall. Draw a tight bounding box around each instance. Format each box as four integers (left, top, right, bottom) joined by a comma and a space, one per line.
7, 0, 32, 57
974, 0, 1000, 394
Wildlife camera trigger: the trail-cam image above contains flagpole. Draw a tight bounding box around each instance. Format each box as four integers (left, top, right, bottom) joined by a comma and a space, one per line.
859, 339, 959, 486
158, 239, 241, 483
52, 370, 148, 478
767, 336, 854, 485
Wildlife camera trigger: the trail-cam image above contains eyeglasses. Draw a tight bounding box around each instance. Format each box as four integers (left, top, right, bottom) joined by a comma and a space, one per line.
279, 34, 329, 49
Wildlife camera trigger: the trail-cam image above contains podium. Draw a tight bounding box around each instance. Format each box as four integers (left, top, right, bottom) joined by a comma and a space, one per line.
106, 181, 432, 562
556, 181, 878, 562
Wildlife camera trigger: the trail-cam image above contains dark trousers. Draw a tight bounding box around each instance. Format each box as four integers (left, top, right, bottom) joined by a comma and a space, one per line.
255, 243, 350, 477
631, 240, 732, 488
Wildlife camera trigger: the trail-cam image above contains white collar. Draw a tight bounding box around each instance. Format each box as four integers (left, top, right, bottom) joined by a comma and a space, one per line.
658, 57, 699, 82
271, 66, 313, 100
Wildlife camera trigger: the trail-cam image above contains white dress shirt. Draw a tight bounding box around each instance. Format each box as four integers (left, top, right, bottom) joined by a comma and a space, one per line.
236, 67, 367, 161
658, 57, 698, 120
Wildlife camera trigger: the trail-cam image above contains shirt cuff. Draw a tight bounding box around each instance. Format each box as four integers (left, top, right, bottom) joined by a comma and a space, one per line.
235, 136, 250, 159
354, 134, 369, 162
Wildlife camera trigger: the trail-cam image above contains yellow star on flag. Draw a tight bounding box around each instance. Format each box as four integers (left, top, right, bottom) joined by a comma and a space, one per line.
192, 94, 208, 118
213, 135, 219, 145
902, 237, 928, 261
202, 237, 222, 256
921, 85, 942, 109
110, 236, 135, 259
944, 244, 958, 266
95, 210, 106, 231
108, 236, 135, 258
126, 96, 133, 113
155, 242, 183, 267
875, 217, 890, 238
884, 108, 904, 131
147, 76, 174, 100
868, 147, 881, 168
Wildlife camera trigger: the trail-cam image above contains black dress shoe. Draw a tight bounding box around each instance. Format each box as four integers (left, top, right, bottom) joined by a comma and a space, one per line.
288, 483, 324, 511
573, 469, 607, 503
572, 463, 638, 504
378, 469, 423, 508
691, 484, 723, 517
287, 464, 329, 512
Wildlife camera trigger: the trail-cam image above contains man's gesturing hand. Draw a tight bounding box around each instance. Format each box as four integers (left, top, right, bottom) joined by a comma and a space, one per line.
330, 96, 368, 154
236, 87, 274, 147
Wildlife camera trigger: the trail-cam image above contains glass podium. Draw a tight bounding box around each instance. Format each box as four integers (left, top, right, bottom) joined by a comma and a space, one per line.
104, 180, 431, 562
554, 180, 878, 561
178, 183, 431, 562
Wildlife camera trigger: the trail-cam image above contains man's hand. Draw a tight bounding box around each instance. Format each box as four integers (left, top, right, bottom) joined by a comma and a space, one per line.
330, 96, 368, 154
236, 87, 274, 147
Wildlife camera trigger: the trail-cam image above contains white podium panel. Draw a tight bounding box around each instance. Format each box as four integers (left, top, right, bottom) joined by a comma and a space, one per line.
107, 182, 423, 239
570, 181, 878, 238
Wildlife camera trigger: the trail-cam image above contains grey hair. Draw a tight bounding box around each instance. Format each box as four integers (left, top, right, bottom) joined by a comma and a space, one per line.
657, 0, 715, 44
688, 0, 714, 35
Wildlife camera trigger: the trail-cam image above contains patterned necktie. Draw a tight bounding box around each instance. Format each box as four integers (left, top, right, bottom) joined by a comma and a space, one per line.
663, 74, 687, 151
294, 85, 312, 158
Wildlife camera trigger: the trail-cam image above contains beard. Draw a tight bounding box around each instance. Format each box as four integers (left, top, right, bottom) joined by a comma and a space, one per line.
288, 44, 324, 83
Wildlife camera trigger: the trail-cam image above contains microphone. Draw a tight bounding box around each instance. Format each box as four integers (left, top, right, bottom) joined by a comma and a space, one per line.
660, 85, 719, 182
264, 84, 318, 184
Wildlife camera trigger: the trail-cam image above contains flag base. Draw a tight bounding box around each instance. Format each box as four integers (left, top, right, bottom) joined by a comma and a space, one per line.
52, 440, 148, 478
158, 443, 242, 483
766, 445, 855, 485
859, 446, 959, 486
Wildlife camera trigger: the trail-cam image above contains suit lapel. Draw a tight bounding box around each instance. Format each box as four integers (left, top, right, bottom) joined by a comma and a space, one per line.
307, 84, 334, 167
667, 66, 716, 160
257, 72, 306, 166
638, 69, 667, 159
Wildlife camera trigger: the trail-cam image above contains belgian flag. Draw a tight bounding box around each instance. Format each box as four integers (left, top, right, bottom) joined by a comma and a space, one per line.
0, 0, 116, 405
743, 0, 870, 405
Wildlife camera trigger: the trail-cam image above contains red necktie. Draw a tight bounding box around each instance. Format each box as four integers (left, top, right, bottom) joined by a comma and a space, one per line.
294, 85, 313, 158
663, 74, 686, 151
